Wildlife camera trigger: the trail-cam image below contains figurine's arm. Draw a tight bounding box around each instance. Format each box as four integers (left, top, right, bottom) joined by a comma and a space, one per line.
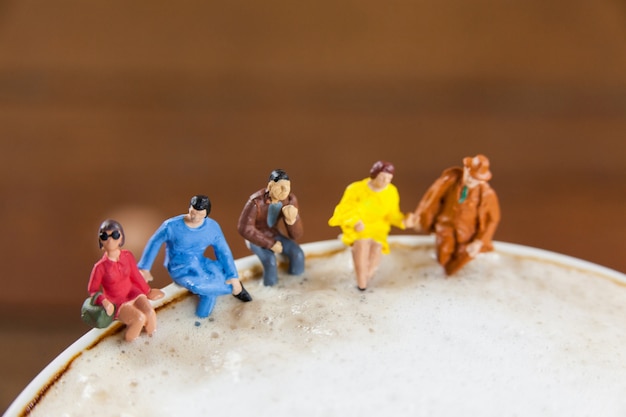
282, 194, 303, 240
87, 263, 114, 315
87, 263, 104, 302
126, 251, 151, 292
126, 251, 163, 300
211, 221, 239, 279
237, 198, 276, 249
474, 186, 501, 247
385, 185, 407, 230
137, 221, 168, 276
328, 182, 362, 230
414, 169, 459, 232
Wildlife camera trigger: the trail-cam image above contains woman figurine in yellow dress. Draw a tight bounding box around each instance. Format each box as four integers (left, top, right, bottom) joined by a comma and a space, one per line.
329, 161, 415, 290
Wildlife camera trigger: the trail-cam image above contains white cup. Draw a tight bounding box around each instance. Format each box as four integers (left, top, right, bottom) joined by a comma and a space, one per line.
4, 236, 626, 417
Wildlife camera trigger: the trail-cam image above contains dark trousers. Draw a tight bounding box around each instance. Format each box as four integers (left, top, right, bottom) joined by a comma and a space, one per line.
249, 235, 304, 286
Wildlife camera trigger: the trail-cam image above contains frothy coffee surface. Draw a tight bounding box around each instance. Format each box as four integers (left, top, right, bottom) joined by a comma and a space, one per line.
28, 243, 626, 416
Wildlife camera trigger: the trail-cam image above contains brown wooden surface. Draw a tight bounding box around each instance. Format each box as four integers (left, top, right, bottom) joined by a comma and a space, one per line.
1, 1, 625, 413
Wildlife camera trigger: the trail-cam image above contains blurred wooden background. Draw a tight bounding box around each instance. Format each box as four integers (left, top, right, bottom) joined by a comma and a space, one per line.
1, 0, 625, 413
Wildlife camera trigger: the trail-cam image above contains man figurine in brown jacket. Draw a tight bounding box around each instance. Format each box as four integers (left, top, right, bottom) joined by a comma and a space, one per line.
413, 154, 501, 275
238, 169, 305, 286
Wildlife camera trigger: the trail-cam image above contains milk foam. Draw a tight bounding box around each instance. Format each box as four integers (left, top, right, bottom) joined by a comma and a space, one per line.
25, 243, 626, 416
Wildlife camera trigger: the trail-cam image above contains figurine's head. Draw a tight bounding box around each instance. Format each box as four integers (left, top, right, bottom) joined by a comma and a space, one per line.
462, 154, 492, 187
369, 161, 395, 179
369, 161, 395, 190
267, 169, 291, 202
98, 219, 125, 249
268, 169, 290, 183
185, 194, 211, 227
190, 195, 211, 215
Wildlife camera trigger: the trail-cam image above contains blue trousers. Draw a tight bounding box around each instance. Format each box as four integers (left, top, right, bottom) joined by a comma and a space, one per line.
249, 235, 304, 286
168, 258, 233, 318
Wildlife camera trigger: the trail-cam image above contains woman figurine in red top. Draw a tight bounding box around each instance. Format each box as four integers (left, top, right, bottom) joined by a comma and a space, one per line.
87, 219, 164, 342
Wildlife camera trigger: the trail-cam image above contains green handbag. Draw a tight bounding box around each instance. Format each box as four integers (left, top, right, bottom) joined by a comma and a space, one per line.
81, 291, 114, 328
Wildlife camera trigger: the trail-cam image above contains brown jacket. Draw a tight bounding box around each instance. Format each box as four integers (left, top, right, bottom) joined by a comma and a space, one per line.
237, 189, 304, 249
415, 167, 500, 250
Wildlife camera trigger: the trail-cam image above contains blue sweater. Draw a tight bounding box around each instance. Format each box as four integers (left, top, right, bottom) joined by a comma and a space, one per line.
138, 215, 238, 280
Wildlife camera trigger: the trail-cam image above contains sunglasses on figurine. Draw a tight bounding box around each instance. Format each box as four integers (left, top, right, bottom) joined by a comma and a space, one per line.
99, 230, 121, 241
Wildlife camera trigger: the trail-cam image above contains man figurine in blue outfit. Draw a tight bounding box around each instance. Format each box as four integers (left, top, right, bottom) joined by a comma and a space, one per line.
237, 169, 305, 286
138, 195, 252, 318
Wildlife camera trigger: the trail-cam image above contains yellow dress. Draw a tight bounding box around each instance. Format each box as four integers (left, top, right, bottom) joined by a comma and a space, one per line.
328, 178, 406, 254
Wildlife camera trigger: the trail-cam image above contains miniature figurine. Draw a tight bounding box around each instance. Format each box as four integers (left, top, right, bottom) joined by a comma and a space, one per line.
413, 154, 501, 275
87, 219, 164, 342
328, 161, 415, 291
237, 169, 304, 286
138, 195, 252, 318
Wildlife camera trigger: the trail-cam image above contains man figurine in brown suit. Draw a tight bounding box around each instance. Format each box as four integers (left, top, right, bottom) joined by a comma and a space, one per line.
238, 169, 305, 286
413, 154, 501, 275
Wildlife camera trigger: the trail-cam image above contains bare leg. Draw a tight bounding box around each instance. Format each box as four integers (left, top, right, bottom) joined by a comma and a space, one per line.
352, 239, 382, 290
133, 295, 157, 336
118, 303, 147, 342
352, 239, 370, 290
366, 241, 383, 281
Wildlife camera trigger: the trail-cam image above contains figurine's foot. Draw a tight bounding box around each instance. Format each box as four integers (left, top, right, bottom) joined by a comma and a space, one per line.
357, 286, 367, 291
233, 284, 253, 302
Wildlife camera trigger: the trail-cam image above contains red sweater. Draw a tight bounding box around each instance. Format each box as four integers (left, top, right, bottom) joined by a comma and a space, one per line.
87, 250, 150, 317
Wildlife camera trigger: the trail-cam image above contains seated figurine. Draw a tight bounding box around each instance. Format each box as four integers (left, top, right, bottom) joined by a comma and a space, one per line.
138, 195, 252, 318
87, 219, 164, 342
412, 154, 501, 275
238, 169, 305, 286
329, 161, 415, 290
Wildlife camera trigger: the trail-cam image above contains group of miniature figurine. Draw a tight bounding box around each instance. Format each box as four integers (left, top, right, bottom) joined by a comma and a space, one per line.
84, 155, 500, 342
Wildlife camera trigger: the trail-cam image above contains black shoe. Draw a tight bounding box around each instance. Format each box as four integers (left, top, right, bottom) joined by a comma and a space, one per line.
233, 284, 253, 302
357, 286, 367, 291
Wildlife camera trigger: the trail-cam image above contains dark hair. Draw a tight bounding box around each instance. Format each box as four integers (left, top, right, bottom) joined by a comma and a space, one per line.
369, 161, 395, 179
268, 169, 290, 182
98, 219, 125, 248
190, 195, 211, 216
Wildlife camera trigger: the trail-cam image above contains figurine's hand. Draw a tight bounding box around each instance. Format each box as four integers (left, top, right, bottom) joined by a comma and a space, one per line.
412, 216, 425, 233
282, 205, 298, 225
148, 288, 165, 300
271, 241, 283, 253
466, 240, 484, 258
403, 213, 416, 229
102, 299, 115, 316
140, 269, 154, 282
354, 220, 365, 232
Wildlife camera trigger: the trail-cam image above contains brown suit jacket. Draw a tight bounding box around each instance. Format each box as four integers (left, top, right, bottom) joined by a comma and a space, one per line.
237, 189, 304, 249
415, 167, 500, 250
